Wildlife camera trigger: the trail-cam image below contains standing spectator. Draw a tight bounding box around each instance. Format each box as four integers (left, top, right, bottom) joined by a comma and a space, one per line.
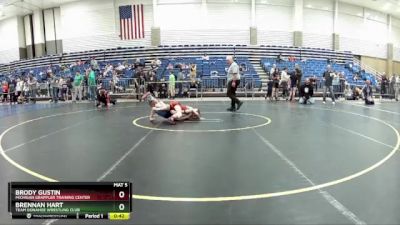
88, 69, 96, 101
168, 70, 176, 99
339, 72, 346, 96
72, 71, 83, 102
177, 67, 185, 97
150, 58, 161, 72
395, 75, 400, 101
226, 55, 243, 112
332, 71, 340, 99
23, 80, 29, 102
59, 77, 68, 101
2, 81, 8, 103
363, 80, 374, 105
271, 68, 280, 101
134, 70, 146, 101
280, 68, 290, 100
90, 57, 99, 74
28, 75, 37, 103
295, 64, 302, 90
389, 74, 396, 98
15, 78, 23, 100
322, 65, 335, 105
49, 74, 60, 103
111, 71, 119, 93
299, 78, 314, 104
190, 63, 197, 87
8, 79, 16, 104
146, 70, 156, 95
270, 64, 276, 77
381, 74, 388, 97
289, 71, 298, 102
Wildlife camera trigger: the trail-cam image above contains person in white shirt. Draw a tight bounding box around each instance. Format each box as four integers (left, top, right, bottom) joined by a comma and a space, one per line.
226, 55, 243, 112
280, 68, 290, 100
15, 78, 24, 99
270, 64, 276, 77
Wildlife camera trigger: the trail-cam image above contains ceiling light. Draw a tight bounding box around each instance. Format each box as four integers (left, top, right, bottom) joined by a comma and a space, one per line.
306, 4, 312, 8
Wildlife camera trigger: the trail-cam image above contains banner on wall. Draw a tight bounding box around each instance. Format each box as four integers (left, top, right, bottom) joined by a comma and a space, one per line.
119, 4, 145, 40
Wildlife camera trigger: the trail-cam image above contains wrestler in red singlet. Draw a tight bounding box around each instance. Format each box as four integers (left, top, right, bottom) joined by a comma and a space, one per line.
169, 100, 187, 111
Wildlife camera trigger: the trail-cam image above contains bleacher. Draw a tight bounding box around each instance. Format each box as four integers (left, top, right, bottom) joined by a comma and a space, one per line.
0, 45, 356, 97
261, 57, 377, 88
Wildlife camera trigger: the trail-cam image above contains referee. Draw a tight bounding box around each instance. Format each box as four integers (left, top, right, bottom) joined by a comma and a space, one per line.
226, 55, 243, 112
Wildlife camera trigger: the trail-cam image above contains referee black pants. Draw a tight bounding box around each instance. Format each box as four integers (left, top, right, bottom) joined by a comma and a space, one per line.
227, 80, 240, 109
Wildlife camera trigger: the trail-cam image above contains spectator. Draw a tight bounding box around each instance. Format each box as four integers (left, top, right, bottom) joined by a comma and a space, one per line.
280, 68, 290, 100
23, 80, 29, 102
150, 58, 160, 71
289, 71, 298, 102
381, 75, 388, 97
8, 79, 16, 104
28, 75, 37, 103
90, 57, 99, 73
59, 77, 68, 101
322, 65, 335, 105
146, 70, 156, 95
177, 67, 185, 97
270, 64, 276, 77
362, 80, 374, 105
295, 64, 302, 90
115, 63, 125, 75
271, 68, 280, 101
190, 63, 197, 88
395, 75, 400, 101
299, 78, 314, 104
72, 71, 83, 102
88, 69, 96, 101
389, 74, 396, 98
134, 70, 146, 101
339, 72, 346, 96
344, 83, 356, 100
15, 78, 23, 101
2, 81, 8, 103
168, 70, 176, 99
202, 53, 209, 61
49, 73, 59, 103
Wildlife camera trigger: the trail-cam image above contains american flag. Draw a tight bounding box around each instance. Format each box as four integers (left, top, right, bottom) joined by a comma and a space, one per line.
119, 4, 145, 40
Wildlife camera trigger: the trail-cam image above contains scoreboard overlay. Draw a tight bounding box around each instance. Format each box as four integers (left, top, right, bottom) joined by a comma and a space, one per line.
8, 182, 132, 220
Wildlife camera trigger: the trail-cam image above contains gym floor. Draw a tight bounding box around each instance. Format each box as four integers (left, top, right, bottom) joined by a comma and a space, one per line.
0, 99, 400, 225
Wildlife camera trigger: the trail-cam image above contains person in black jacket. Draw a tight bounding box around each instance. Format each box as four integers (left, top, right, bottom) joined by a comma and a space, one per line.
362, 80, 374, 105
299, 78, 314, 104
322, 65, 335, 105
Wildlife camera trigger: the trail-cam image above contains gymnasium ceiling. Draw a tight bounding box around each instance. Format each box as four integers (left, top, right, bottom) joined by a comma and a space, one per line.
0, 0, 399, 21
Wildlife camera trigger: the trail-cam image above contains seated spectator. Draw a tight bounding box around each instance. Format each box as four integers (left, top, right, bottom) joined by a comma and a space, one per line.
202, 53, 209, 61
353, 86, 362, 99
362, 80, 374, 105
299, 78, 314, 104
344, 83, 355, 100
115, 63, 125, 75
